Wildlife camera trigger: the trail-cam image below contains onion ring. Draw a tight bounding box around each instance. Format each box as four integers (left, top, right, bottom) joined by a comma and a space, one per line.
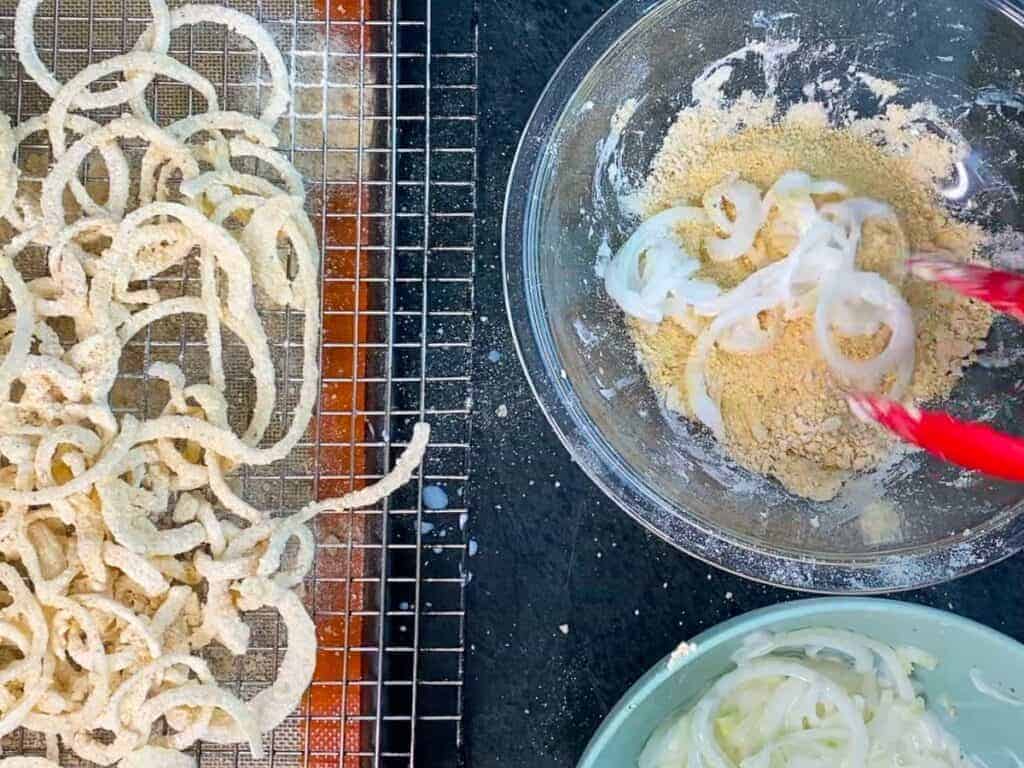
134, 5, 290, 125
15, 0, 170, 107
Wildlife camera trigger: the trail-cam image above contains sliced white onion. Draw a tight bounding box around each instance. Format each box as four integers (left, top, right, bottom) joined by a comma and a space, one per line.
820, 197, 900, 266
686, 296, 780, 437
763, 171, 848, 226
604, 207, 720, 323
717, 310, 781, 355
814, 271, 915, 397
702, 176, 763, 262
689, 658, 870, 768
609, 171, 916, 442
642, 629, 972, 768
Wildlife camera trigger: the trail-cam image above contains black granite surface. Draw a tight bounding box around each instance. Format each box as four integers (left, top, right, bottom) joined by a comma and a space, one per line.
463, 2, 1024, 767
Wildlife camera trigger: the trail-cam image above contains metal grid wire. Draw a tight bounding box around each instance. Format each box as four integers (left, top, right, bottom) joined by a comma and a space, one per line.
0, 0, 476, 764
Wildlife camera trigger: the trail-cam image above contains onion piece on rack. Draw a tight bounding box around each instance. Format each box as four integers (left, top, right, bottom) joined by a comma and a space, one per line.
0, 114, 18, 222
133, 4, 291, 126
14, 0, 170, 107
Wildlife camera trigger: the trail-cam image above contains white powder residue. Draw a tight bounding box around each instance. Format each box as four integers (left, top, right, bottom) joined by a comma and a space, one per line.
592, 97, 641, 211
751, 38, 802, 95
975, 86, 1024, 112
573, 318, 599, 348
609, 97, 639, 134
817, 446, 919, 531
941, 469, 978, 489
597, 373, 638, 401
693, 65, 735, 108
859, 500, 903, 545
594, 234, 612, 278
988, 228, 1024, 271
857, 71, 902, 104
689, 36, 801, 107
785, 100, 829, 128
970, 668, 1024, 707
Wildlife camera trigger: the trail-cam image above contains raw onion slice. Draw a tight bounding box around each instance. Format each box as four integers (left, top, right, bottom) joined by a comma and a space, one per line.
820, 197, 901, 267
640, 629, 971, 768
686, 296, 781, 437
734, 628, 918, 702
702, 176, 763, 262
689, 658, 870, 768
814, 271, 915, 396
604, 206, 719, 323
716, 310, 782, 354
762, 170, 848, 238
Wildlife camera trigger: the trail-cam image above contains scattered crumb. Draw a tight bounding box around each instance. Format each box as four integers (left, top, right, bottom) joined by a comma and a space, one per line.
667, 640, 699, 670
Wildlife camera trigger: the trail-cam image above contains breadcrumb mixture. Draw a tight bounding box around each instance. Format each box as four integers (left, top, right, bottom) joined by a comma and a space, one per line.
628, 99, 992, 500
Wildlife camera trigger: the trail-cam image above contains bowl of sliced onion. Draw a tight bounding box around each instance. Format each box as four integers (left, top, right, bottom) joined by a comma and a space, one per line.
503, 0, 1024, 590
577, 598, 1024, 768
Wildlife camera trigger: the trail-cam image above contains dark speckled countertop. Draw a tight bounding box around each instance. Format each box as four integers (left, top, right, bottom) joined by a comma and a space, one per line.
462, 1, 1024, 766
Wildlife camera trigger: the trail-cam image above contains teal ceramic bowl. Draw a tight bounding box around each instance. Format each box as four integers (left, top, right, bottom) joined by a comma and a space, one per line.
579, 598, 1024, 768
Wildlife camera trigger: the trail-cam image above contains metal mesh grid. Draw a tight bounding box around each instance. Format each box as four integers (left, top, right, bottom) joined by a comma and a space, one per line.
0, 0, 476, 764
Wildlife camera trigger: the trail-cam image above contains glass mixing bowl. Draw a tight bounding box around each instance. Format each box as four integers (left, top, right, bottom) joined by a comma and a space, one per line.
503, 0, 1024, 591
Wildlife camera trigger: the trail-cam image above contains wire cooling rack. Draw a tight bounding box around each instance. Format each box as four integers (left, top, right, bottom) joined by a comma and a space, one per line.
0, 0, 477, 765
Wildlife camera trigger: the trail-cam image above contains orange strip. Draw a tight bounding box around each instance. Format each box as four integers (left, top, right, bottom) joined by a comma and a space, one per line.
304, 2, 383, 761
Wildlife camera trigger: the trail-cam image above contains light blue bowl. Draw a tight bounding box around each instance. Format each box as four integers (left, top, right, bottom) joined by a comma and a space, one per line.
579, 599, 1024, 768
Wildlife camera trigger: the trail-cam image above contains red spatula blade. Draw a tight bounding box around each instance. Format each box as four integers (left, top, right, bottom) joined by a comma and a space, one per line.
848, 393, 1024, 483
910, 257, 1024, 322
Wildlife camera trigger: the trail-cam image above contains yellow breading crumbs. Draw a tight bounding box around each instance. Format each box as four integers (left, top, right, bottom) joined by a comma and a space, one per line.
626, 99, 992, 500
